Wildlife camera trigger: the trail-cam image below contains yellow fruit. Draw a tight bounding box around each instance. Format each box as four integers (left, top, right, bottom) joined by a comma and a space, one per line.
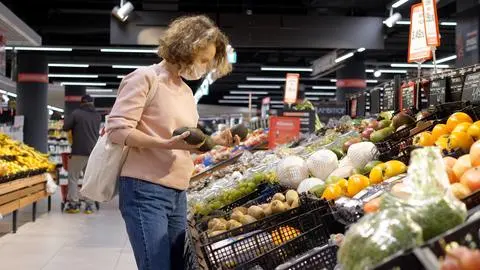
322, 184, 343, 201
432, 124, 450, 141
446, 112, 473, 132
448, 131, 474, 152
413, 131, 435, 146
384, 160, 407, 178
271, 226, 301, 245
452, 122, 472, 134
347, 174, 370, 197
369, 163, 387, 184
435, 134, 450, 150
467, 121, 480, 140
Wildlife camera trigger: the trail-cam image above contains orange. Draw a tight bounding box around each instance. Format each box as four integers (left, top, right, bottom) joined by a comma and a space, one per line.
435, 134, 450, 150
369, 163, 387, 184
432, 124, 450, 141
413, 131, 435, 146
336, 179, 348, 195
452, 122, 472, 133
448, 131, 474, 152
470, 140, 480, 167
446, 112, 473, 132
384, 160, 407, 178
347, 174, 370, 197
444, 156, 459, 183
322, 184, 343, 201
453, 154, 472, 180
468, 121, 480, 140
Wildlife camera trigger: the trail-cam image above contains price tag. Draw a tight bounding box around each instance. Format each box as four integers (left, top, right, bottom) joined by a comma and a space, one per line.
383, 83, 395, 111
408, 4, 432, 63
462, 71, 480, 103
448, 76, 464, 102
422, 0, 440, 47
401, 82, 416, 110
428, 79, 446, 105
284, 73, 300, 104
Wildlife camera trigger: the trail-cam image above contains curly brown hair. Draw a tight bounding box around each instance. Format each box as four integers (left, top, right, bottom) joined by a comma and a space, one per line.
158, 15, 232, 78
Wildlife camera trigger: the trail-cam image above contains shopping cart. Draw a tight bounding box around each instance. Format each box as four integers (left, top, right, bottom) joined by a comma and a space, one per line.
60, 153, 100, 212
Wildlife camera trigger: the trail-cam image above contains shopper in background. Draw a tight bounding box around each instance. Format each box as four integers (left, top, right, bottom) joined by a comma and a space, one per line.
106, 15, 237, 270
63, 95, 101, 214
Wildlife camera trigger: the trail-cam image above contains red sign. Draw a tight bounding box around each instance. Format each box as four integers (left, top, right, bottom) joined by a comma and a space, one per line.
422, 0, 440, 47
408, 4, 432, 63
336, 79, 367, 88
284, 73, 300, 104
268, 116, 300, 149
17, 73, 49, 83
64, 96, 83, 102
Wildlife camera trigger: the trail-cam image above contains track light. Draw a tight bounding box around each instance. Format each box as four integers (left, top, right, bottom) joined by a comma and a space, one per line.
384, 13, 402, 28
112, 1, 134, 22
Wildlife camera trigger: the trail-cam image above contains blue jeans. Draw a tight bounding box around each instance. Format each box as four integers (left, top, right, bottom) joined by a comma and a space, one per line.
119, 177, 187, 270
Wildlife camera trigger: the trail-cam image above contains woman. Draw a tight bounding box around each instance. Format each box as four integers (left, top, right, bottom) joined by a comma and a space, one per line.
106, 15, 236, 270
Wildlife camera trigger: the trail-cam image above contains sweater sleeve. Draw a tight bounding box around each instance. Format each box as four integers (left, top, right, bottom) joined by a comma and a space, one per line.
106, 67, 155, 145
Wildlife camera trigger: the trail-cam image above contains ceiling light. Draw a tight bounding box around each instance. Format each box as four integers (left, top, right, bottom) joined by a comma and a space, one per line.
101, 48, 157, 53
117, 75, 126, 79
270, 101, 284, 104
246, 77, 286, 82
91, 94, 117, 98
374, 70, 382, 77
238, 84, 281, 89
335, 52, 355, 63
330, 79, 337, 82
48, 74, 98, 78
48, 63, 89, 68
224, 96, 259, 99
112, 1, 134, 22
357, 48, 366, 52
391, 63, 450, 68
366, 69, 375, 73
378, 69, 408, 74
396, 21, 411, 25
384, 12, 402, 28
230, 91, 269, 95
5, 46, 12, 50
312, 86, 336, 90
440, 22, 457, 26
5, 92, 17, 97
14, 47, 73, 52
60, 82, 107, 86
112, 65, 146, 69
391, 0, 410, 8
367, 80, 379, 83
305, 92, 335, 96
47, 105, 64, 112
436, 55, 457, 64
261, 66, 313, 72
86, 89, 114, 93
218, 100, 250, 104
306, 97, 320, 100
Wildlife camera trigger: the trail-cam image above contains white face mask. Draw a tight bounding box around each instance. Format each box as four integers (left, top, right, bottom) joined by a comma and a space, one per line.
180, 62, 207, 81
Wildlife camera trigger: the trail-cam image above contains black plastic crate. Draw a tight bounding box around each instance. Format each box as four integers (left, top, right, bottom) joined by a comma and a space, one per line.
199, 195, 330, 245
274, 244, 338, 270
201, 207, 330, 270
373, 250, 424, 270
426, 218, 480, 256
462, 190, 480, 210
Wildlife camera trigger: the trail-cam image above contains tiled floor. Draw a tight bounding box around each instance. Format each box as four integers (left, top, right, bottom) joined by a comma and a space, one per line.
0, 195, 137, 270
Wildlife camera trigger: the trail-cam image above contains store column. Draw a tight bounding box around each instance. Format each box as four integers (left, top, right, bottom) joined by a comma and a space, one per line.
16, 52, 48, 153
456, 0, 479, 67
64, 85, 86, 116
335, 54, 366, 102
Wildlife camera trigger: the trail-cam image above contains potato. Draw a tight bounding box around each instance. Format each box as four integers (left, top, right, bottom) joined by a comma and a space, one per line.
259, 204, 270, 209
211, 222, 227, 231
231, 211, 244, 222
272, 193, 286, 202
271, 200, 288, 214
248, 205, 265, 220
208, 230, 226, 237
263, 206, 273, 216
290, 197, 300, 209
208, 218, 223, 230
239, 215, 257, 225
285, 190, 299, 205
232, 207, 248, 215
227, 219, 243, 230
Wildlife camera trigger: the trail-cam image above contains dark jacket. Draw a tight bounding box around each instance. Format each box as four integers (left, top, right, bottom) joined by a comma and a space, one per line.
63, 104, 101, 156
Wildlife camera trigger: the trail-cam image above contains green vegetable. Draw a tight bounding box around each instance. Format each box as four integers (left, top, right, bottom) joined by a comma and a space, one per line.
338, 209, 423, 270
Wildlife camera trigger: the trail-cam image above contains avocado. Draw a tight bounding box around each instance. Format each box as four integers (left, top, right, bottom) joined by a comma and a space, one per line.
172, 127, 206, 145
230, 124, 249, 141
392, 112, 415, 129
198, 136, 216, 152
370, 127, 394, 143
377, 120, 392, 130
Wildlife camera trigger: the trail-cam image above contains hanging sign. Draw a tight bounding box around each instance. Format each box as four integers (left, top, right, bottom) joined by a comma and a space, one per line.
284, 73, 300, 104
268, 116, 300, 149
422, 0, 441, 47
408, 4, 432, 63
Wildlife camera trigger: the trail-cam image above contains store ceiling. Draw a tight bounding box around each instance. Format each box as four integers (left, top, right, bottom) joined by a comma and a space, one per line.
2, 0, 459, 110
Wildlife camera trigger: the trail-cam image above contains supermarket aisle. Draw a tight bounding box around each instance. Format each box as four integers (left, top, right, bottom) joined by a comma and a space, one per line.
0, 197, 137, 270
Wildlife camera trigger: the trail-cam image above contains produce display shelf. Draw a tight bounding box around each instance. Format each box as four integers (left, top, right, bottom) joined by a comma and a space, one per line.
0, 173, 52, 233
191, 152, 243, 182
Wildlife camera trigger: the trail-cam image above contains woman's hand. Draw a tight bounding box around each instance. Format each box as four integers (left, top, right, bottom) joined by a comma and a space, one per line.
212, 129, 241, 146
160, 132, 203, 150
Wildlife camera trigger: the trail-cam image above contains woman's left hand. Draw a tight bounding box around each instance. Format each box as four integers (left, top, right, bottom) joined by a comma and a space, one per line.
213, 129, 241, 146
